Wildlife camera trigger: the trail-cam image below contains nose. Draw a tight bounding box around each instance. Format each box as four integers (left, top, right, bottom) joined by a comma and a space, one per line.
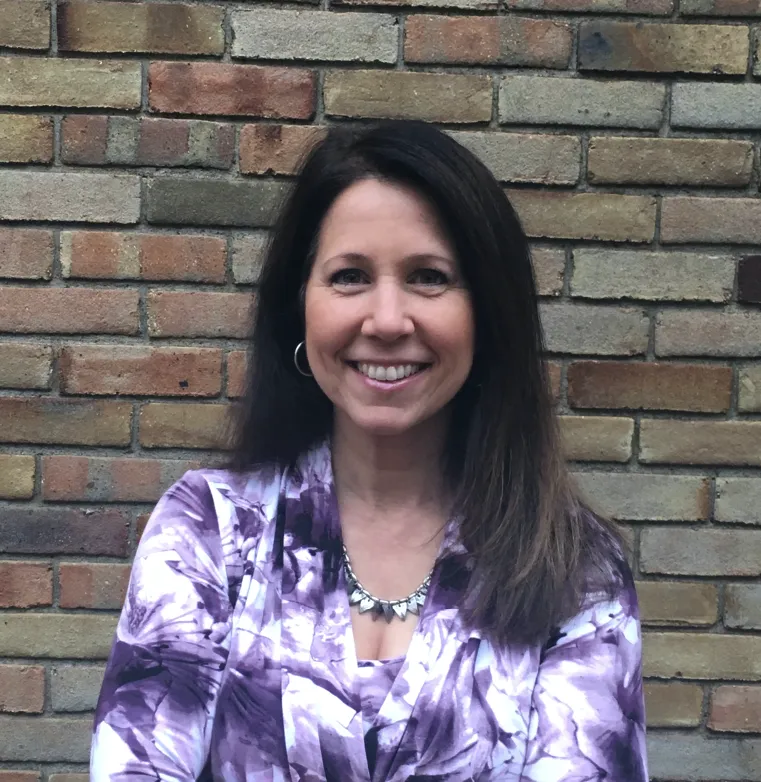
360, 279, 414, 340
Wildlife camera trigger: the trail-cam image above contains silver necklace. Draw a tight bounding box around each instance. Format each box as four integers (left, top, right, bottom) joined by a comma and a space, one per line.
342, 544, 433, 623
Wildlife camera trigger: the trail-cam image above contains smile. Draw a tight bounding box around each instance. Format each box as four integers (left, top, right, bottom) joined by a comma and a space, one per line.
349, 362, 429, 382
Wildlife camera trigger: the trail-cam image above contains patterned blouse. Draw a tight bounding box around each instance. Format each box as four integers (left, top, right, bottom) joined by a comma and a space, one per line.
91, 442, 648, 781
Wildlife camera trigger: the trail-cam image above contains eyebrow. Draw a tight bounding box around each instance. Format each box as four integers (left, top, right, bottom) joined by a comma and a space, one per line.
322, 252, 456, 265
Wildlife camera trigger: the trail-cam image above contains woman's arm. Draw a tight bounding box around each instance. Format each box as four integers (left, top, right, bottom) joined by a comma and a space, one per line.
91, 472, 232, 781
519, 575, 648, 782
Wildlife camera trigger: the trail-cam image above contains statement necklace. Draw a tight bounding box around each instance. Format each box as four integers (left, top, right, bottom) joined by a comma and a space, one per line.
342, 544, 433, 622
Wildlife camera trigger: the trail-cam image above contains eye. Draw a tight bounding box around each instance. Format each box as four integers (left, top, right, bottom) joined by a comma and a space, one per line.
330, 268, 367, 286
409, 268, 449, 286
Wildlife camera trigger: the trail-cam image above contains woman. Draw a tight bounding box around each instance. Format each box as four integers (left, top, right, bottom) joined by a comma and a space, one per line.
91, 120, 647, 781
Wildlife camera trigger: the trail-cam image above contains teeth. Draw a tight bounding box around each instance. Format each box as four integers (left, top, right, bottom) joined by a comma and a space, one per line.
356, 363, 424, 382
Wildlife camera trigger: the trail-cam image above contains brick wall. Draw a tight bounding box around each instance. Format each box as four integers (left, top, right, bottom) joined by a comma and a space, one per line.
0, 0, 760, 778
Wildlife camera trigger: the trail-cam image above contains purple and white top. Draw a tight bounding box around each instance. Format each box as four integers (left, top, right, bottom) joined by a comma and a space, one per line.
91, 443, 648, 781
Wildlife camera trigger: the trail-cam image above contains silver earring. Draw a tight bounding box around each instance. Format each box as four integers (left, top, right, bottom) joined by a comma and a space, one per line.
293, 341, 312, 377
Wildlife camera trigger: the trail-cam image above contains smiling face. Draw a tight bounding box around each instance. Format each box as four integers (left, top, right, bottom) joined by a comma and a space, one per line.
304, 178, 475, 438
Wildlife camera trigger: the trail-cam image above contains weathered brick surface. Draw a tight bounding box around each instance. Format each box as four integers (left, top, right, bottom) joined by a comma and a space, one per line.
571, 249, 733, 302
568, 361, 732, 412
58, 1, 225, 55
531, 248, 565, 296
738, 256, 761, 305
662, 196, 761, 245
232, 233, 268, 284
149, 63, 316, 119
232, 10, 397, 63
645, 632, 761, 680
339, 0, 496, 6
0, 344, 53, 390
681, 0, 761, 12
58, 563, 131, 610
637, 581, 718, 627
505, 0, 673, 9
558, 415, 634, 462
60, 345, 223, 397
500, 76, 665, 128
0, 228, 53, 279
0, 455, 36, 500
709, 686, 761, 733
0, 716, 92, 762
672, 82, 761, 129
450, 132, 580, 185
139, 403, 231, 449
0, 115, 52, 163
644, 682, 703, 728
573, 471, 710, 521
50, 665, 107, 713
579, 21, 748, 74
227, 351, 248, 398
147, 291, 253, 338
0, 666, 45, 714
725, 585, 761, 630
716, 479, 761, 525
405, 16, 572, 67
0, 57, 140, 109
43, 456, 198, 503
0, 562, 52, 608
0, 287, 139, 335
587, 137, 753, 186
641, 528, 761, 576
0, 772, 41, 782
507, 191, 656, 242
240, 125, 325, 176
656, 310, 761, 357
0, 1, 50, 50
325, 70, 492, 122
647, 734, 761, 781
0, 614, 118, 658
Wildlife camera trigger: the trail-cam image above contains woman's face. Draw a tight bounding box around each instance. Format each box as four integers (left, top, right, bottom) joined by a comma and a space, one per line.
304, 178, 475, 437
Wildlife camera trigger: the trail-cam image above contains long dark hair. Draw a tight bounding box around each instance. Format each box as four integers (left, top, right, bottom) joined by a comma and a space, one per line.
229, 120, 626, 646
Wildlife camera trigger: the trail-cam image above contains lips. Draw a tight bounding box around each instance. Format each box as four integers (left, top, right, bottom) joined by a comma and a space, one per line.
346, 361, 431, 383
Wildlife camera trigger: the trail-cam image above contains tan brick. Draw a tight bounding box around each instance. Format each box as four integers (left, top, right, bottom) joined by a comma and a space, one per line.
227, 351, 248, 398
656, 310, 761, 357
681, 0, 761, 15
0, 398, 132, 446
0, 455, 35, 500
0, 228, 53, 280
232, 233, 268, 285
507, 191, 656, 242
709, 686, 761, 733
0, 562, 52, 609
716, 479, 761, 525
60, 345, 222, 397
588, 137, 753, 186
0, 716, 91, 762
147, 291, 253, 339
0, 56, 140, 109
539, 303, 649, 355
149, 62, 316, 119
59, 563, 131, 610
0, 343, 53, 390
0, 665, 44, 713
644, 682, 703, 728
573, 471, 710, 521
59, 1, 224, 55
579, 21, 748, 74
449, 132, 579, 185
740, 366, 761, 412
240, 124, 325, 176
42, 455, 199, 503
48, 777, 88, 782
641, 528, 761, 576
140, 402, 231, 449
0, 115, 52, 163
500, 76, 665, 129
0, 613, 117, 659
61, 231, 226, 282
725, 584, 761, 630
637, 581, 718, 627
0, 1, 50, 49
0, 171, 140, 223
559, 415, 633, 462
546, 360, 561, 402
505, 0, 673, 10
531, 247, 565, 296
339, 0, 496, 7
50, 665, 106, 713
232, 10, 397, 63
568, 361, 731, 413
662, 196, 761, 244
645, 632, 761, 680
0, 287, 138, 335
641, 419, 761, 466
324, 70, 491, 123
405, 16, 571, 67
0, 773, 41, 782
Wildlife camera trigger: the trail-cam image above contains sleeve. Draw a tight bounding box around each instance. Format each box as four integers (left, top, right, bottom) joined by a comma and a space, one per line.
519, 571, 648, 782
91, 471, 233, 781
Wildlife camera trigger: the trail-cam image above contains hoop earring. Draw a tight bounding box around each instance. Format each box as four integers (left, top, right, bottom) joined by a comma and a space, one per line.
293, 341, 313, 377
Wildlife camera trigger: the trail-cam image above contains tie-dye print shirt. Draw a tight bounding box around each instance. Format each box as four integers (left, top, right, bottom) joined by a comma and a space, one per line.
91, 443, 648, 781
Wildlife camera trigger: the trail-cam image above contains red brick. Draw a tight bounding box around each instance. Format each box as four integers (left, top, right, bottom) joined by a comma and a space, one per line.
148, 290, 253, 338
0, 228, 54, 279
239, 124, 325, 175
59, 563, 131, 609
137, 118, 234, 168
61, 231, 226, 282
0, 562, 52, 608
136, 512, 151, 542
60, 345, 223, 397
227, 351, 248, 398
0, 773, 41, 782
139, 402, 231, 449
0, 287, 138, 335
0, 1, 50, 50
149, 63, 316, 119
60, 115, 108, 164
0, 398, 132, 446
0, 343, 53, 390
709, 686, 761, 733
43, 456, 199, 502
405, 15, 571, 67
568, 361, 732, 413
0, 665, 45, 713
